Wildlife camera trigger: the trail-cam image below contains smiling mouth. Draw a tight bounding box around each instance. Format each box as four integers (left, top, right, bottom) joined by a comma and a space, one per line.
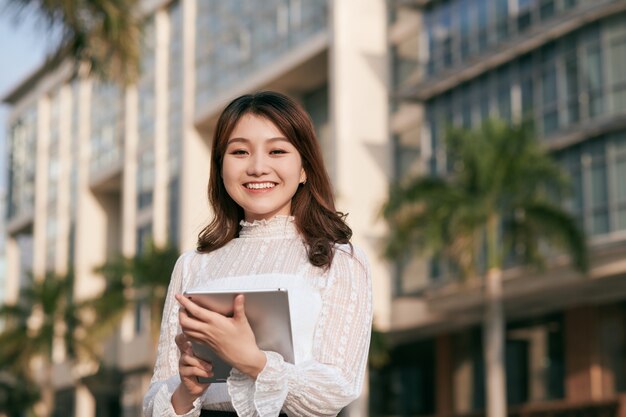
244, 182, 277, 190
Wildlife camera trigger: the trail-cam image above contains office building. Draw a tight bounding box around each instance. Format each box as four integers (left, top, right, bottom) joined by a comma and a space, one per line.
379, 0, 626, 415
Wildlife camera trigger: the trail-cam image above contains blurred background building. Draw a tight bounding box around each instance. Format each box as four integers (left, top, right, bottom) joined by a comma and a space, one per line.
381, 0, 626, 416
1, 0, 625, 416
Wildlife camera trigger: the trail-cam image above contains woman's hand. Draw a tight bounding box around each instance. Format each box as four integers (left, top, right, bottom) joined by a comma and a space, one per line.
176, 294, 267, 379
171, 333, 212, 413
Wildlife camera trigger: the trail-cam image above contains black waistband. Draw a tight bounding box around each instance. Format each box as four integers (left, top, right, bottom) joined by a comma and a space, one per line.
200, 411, 287, 417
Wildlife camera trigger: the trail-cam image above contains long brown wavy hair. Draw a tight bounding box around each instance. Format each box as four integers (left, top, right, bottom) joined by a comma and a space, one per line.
197, 91, 352, 268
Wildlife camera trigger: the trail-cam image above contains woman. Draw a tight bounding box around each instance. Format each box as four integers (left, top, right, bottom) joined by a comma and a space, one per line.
143, 91, 372, 417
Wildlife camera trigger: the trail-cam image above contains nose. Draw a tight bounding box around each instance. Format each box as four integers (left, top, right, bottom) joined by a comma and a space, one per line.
246, 152, 270, 176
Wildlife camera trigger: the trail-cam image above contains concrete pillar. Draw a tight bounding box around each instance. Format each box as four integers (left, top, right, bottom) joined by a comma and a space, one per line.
180, 0, 211, 252
55, 84, 72, 275
33, 96, 50, 279
5, 235, 20, 304
330, 0, 389, 415
74, 79, 106, 301
330, 0, 391, 331
153, 8, 170, 248
122, 84, 139, 258
74, 384, 95, 417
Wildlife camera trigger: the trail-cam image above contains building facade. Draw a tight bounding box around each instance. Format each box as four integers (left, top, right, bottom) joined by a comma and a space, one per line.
379, 0, 626, 416
2, 0, 390, 416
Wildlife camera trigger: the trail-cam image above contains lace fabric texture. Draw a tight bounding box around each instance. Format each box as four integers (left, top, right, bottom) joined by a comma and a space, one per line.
143, 216, 373, 417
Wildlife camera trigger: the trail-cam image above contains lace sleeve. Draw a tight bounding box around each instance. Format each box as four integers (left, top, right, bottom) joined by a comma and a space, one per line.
143, 252, 232, 416
228, 246, 373, 417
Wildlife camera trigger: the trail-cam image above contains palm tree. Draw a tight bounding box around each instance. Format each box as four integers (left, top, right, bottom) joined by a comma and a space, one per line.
90, 241, 179, 342
3, 0, 141, 84
382, 119, 588, 417
0, 271, 97, 417
0, 369, 40, 417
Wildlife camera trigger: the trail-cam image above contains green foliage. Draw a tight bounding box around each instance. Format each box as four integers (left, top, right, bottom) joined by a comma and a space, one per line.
91, 240, 179, 340
0, 271, 94, 372
383, 118, 588, 281
3, 0, 142, 84
368, 324, 390, 370
0, 370, 39, 417
0, 270, 95, 416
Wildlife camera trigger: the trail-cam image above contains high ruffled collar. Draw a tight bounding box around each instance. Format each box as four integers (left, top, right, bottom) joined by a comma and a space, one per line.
238, 215, 299, 239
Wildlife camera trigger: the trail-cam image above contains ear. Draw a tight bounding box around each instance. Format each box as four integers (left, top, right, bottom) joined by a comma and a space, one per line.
299, 169, 307, 185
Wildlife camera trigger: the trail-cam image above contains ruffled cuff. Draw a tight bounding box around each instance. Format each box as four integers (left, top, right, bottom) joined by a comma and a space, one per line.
254, 351, 291, 417
227, 367, 257, 416
151, 376, 203, 417
226, 351, 291, 417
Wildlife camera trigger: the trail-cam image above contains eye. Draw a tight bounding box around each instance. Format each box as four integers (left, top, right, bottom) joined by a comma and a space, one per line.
229, 149, 248, 155
269, 149, 288, 155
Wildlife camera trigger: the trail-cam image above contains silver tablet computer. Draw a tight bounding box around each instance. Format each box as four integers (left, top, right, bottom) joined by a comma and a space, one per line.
183, 288, 294, 383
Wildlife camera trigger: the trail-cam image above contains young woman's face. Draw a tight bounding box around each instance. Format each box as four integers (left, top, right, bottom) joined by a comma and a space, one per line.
222, 114, 306, 222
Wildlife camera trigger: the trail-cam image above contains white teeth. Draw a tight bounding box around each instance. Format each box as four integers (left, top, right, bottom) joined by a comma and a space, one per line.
245, 182, 275, 189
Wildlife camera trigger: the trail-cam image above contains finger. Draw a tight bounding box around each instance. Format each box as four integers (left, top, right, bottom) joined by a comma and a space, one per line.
175, 333, 188, 350
180, 363, 214, 381
176, 294, 221, 323
176, 294, 204, 318
182, 330, 218, 349
175, 333, 195, 356
180, 351, 214, 371
233, 294, 246, 321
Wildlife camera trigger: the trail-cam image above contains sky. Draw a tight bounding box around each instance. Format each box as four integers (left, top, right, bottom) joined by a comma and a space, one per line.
0, 2, 56, 193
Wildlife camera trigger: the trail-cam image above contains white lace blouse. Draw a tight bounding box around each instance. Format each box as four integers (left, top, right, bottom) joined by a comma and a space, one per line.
143, 216, 373, 417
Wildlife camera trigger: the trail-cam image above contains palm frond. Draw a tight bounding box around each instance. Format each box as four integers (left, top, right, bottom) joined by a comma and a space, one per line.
382, 117, 588, 284
523, 202, 588, 273
3, 0, 142, 84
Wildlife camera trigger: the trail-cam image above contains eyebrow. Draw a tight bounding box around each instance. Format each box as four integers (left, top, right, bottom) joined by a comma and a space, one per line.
226, 137, 290, 145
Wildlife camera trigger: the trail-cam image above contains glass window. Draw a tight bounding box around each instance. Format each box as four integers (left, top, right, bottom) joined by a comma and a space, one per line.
459, 0, 471, 59
559, 146, 585, 229
136, 223, 152, 255
53, 389, 75, 417
476, 74, 491, 121
612, 133, 626, 231
497, 66, 512, 122
394, 125, 421, 180
425, 12, 436, 76
495, 0, 509, 41
564, 0, 577, 9
588, 141, 609, 235
585, 45, 604, 118
195, 0, 327, 110
137, 149, 155, 210
541, 56, 559, 135
607, 36, 626, 113
370, 340, 435, 416
598, 303, 626, 393
539, 0, 555, 20
438, 3, 453, 69
477, 0, 489, 53
453, 329, 485, 413
564, 50, 580, 126
506, 315, 565, 403
168, 177, 180, 246
302, 85, 332, 181
516, 0, 533, 34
